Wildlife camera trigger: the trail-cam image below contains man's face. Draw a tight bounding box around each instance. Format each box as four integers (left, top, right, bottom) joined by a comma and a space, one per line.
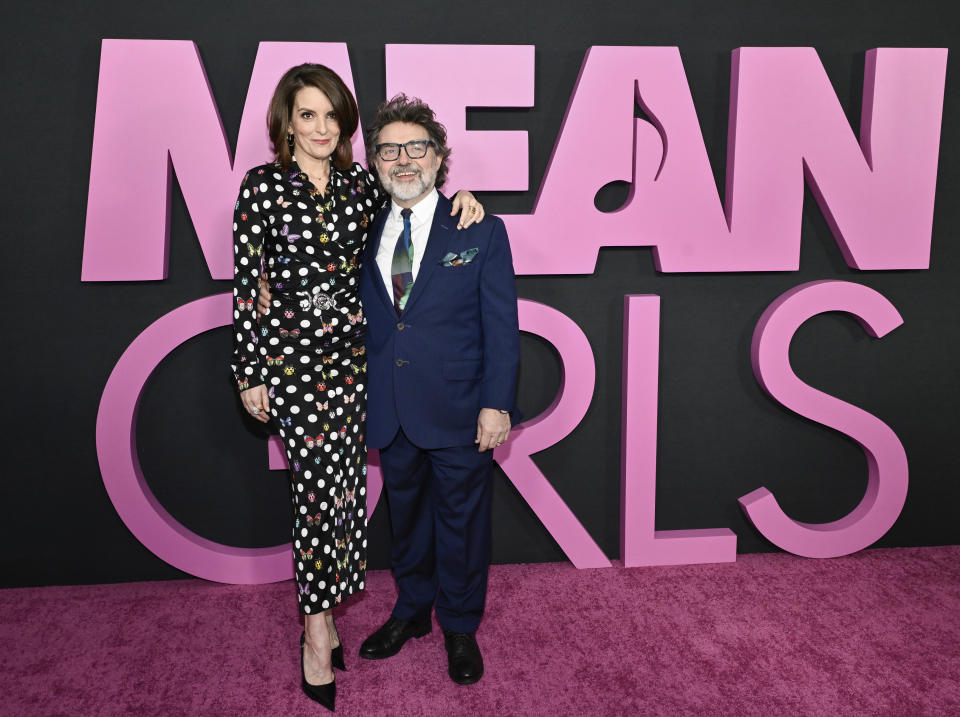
374, 121, 441, 206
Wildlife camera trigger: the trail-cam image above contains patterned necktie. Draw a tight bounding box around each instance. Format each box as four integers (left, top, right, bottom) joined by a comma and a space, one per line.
391, 208, 414, 314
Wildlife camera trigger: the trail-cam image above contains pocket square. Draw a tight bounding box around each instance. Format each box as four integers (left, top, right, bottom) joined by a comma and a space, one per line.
440, 248, 479, 267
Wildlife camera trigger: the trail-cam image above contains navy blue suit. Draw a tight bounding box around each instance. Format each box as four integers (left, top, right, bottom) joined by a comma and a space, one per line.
359, 192, 519, 633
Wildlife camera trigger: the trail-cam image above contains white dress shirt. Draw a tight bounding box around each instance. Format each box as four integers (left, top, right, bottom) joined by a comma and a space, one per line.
375, 189, 440, 300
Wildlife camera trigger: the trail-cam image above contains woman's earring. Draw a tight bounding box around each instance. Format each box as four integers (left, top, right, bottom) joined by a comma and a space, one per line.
287, 133, 295, 154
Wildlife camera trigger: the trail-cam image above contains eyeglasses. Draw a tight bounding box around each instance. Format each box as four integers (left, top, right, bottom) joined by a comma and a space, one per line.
374, 139, 434, 161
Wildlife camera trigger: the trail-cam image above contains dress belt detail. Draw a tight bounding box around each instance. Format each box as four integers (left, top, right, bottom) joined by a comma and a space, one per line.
273, 286, 352, 312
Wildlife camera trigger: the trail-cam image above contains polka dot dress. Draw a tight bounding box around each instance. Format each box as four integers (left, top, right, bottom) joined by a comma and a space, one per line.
231, 159, 384, 613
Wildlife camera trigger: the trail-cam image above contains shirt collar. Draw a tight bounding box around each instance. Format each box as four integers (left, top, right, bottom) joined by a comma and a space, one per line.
287, 155, 342, 187
389, 188, 439, 227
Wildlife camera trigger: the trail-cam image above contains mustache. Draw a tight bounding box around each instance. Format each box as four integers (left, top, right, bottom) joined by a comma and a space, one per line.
388, 165, 422, 178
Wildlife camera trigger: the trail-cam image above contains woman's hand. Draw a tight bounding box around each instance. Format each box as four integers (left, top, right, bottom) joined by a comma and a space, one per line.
257, 279, 272, 318
241, 384, 270, 423
451, 191, 485, 229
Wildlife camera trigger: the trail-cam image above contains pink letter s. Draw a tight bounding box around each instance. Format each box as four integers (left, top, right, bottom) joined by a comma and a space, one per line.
741, 281, 908, 557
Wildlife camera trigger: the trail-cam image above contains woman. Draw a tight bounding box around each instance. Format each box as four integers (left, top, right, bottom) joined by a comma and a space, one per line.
230, 64, 483, 709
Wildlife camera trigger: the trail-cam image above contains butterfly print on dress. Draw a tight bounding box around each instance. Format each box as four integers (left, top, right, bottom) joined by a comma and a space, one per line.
230, 159, 379, 615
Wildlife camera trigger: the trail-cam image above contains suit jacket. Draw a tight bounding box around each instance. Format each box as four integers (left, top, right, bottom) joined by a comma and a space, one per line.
359, 192, 520, 450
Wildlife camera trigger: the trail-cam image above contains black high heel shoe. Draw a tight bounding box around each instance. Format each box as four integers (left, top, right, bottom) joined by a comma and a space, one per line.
300, 632, 336, 711
330, 622, 346, 671
331, 643, 346, 671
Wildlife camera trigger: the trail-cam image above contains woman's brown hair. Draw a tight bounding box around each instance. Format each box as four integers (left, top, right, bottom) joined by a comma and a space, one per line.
267, 64, 359, 171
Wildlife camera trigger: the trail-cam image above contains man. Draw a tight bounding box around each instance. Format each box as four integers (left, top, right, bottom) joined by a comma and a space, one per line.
355, 94, 519, 685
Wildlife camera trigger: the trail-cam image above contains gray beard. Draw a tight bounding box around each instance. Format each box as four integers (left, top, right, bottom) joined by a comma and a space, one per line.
381, 165, 436, 202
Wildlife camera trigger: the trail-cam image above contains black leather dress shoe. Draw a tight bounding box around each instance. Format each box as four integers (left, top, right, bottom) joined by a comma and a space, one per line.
443, 630, 484, 685
359, 616, 432, 660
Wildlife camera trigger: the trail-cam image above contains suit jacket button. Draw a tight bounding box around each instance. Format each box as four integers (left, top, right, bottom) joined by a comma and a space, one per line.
397, 322, 405, 330
395, 359, 404, 367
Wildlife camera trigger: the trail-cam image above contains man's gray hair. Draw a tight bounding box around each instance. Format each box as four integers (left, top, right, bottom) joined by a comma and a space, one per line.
366, 94, 452, 189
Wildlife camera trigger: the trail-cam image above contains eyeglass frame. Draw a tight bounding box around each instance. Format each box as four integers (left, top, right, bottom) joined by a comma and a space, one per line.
374, 139, 436, 161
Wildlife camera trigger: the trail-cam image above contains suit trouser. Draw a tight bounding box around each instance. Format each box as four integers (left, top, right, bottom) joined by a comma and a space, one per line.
379, 428, 494, 634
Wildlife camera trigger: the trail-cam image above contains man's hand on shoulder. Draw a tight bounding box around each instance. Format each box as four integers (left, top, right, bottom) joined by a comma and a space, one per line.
475, 408, 511, 452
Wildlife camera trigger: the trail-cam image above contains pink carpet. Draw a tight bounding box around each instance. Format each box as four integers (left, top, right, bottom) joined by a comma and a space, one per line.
3, 546, 960, 716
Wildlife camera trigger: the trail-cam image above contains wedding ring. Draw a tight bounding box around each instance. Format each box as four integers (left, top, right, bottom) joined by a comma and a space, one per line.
251, 407, 260, 414
496, 441, 503, 446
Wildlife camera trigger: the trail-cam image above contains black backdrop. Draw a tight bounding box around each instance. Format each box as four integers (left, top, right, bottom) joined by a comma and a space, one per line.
2, 0, 958, 587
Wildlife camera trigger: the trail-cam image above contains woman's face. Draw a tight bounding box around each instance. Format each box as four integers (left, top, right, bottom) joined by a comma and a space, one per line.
288, 86, 340, 166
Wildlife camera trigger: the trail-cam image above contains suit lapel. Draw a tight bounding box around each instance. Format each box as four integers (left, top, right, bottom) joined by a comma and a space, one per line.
403, 193, 454, 315
364, 207, 395, 314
